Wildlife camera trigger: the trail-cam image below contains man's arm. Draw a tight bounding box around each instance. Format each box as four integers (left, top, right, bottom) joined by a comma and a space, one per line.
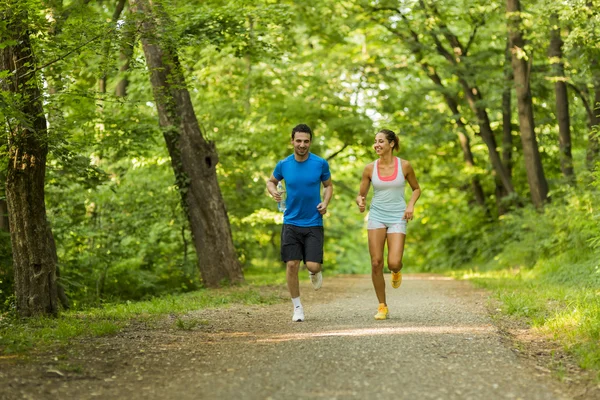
266, 175, 282, 202
317, 178, 333, 215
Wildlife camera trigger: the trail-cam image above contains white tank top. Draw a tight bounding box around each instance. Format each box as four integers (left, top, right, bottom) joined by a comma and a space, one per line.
369, 157, 406, 223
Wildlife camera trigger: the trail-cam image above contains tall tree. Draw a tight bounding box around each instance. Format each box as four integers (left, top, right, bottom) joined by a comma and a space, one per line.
587, 58, 600, 170
497, 38, 515, 214
129, 0, 244, 287
115, 12, 136, 97
414, 1, 516, 198
506, 0, 548, 207
371, 15, 487, 208
0, 3, 59, 316
548, 14, 574, 182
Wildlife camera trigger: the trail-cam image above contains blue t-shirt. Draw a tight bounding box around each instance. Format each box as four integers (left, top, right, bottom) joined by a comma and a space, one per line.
273, 153, 331, 227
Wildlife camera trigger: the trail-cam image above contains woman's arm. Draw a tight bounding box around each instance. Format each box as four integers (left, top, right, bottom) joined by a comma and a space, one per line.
356, 164, 373, 213
403, 161, 421, 221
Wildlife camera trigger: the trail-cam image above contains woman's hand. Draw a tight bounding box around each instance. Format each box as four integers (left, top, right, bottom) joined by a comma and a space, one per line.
403, 207, 414, 221
356, 196, 366, 213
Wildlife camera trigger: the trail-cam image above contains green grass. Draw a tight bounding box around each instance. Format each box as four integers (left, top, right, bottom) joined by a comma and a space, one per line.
0, 273, 284, 355
453, 253, 600, 379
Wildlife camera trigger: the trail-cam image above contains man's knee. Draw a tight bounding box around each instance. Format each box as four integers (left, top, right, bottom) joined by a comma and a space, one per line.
305, 261, 321, 273
286, 260, 301, 271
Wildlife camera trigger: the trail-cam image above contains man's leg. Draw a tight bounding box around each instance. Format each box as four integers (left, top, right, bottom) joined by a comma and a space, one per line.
286, 260, 304, 322
286, 260, 301, 298
305, 261, 321, 274
305, 227, 324, 290
281, 225, 305, 321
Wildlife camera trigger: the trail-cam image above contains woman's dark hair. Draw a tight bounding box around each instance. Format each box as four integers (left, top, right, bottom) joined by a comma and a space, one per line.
292, 124, 313, 140
378, 129, 399, 151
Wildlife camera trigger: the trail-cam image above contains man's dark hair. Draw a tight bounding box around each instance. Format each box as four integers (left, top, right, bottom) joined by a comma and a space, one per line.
291, 124, 313, 140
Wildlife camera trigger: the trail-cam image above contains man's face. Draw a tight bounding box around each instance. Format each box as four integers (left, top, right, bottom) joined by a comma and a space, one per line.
291, 131, 311, 157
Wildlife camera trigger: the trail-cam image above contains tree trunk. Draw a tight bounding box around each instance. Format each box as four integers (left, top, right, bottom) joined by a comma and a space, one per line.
421, 67, 486, 207
458, 80, 516, 197
497, 38, 515, 214
383, 24, 488, 207
502, 40, 514, 179
0, 200, 9, 232
549, 15, 575, 182
129, 0, 244, 287
409, 8, 516, 197
0, 6, 59, 317
0, 175, 9, 232
507, 0, 549, 208
116, 16, 135, 97
587, 57, 600, 170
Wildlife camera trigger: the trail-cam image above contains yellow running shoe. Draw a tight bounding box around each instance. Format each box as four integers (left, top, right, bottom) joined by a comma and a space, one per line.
391, 271, 402, 288
374, 304, 388, 320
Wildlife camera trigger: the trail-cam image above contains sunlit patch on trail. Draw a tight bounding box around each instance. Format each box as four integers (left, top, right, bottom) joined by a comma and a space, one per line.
403, 274, 454, 281
197, 325, 494, 344
255, 325, 494, 343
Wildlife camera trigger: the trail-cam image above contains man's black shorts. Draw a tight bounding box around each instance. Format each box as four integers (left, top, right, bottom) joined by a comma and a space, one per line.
281, 224, 324, 264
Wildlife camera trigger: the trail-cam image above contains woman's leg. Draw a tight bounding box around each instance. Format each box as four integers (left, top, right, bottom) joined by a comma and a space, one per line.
368, 228, 388, 304
386, 233, 406, 272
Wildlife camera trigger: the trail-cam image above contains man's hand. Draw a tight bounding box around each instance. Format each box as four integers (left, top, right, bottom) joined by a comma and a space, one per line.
356, 196, 366, 213
316, 202, 328, 215
270, 189, 282, 202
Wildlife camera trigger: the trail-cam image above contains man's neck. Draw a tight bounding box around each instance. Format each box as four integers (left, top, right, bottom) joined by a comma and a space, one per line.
294, 152, 310, 162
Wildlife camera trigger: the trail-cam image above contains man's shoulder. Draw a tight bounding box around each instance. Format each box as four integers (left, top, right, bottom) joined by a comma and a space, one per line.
278, 154, 295, 165
308, 153, 329, 165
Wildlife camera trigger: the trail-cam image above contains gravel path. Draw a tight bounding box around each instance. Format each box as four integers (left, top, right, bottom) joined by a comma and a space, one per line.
0, 274, 586, 399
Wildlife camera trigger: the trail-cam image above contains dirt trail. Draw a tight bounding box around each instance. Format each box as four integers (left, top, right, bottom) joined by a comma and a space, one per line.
1, 274, 597, 399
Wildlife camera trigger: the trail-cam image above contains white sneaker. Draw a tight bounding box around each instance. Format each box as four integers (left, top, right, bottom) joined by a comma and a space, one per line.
309, 271, 322, 290
292, 306, 304, 322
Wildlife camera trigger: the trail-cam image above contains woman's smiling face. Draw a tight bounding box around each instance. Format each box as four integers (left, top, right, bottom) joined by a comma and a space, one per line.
373, 132, 393, 155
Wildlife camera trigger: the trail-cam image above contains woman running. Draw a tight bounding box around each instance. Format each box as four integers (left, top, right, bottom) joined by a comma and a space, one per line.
356, 129, 421, 320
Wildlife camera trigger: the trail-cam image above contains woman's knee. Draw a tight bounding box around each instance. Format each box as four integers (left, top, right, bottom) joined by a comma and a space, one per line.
371, 258, 384, 271
388, 260, 403, 272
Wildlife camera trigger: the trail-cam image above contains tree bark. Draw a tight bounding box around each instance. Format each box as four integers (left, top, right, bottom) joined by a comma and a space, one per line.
497, 38, 515, 214
549, 15, 575, 182
0, 200, 9, 233
507, 0, 549, 208
415, 62, 486, 207
0, 174, 9, 232
0, 6, 59, 317
378, 21, 487, 207
502, 40, 514, 179
116, 13, 136, 97
408, 4, 516, 197
587, 57, 600, 170
129, 0, 244, 287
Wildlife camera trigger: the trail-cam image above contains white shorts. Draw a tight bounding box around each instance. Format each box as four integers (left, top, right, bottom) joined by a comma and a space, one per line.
367, 219, 407, 234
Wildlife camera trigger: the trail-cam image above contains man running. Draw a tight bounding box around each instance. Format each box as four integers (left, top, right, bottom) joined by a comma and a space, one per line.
267, 124, 333, 322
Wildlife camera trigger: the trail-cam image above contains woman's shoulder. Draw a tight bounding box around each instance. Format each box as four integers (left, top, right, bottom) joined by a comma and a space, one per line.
361, 161, 375, 177
399, 158, 414, 175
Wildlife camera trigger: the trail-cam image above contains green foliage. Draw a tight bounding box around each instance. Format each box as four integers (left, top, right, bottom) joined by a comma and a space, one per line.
0, 284, 282, 354
46, 151, 201, 305
1, 1, 600, 379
